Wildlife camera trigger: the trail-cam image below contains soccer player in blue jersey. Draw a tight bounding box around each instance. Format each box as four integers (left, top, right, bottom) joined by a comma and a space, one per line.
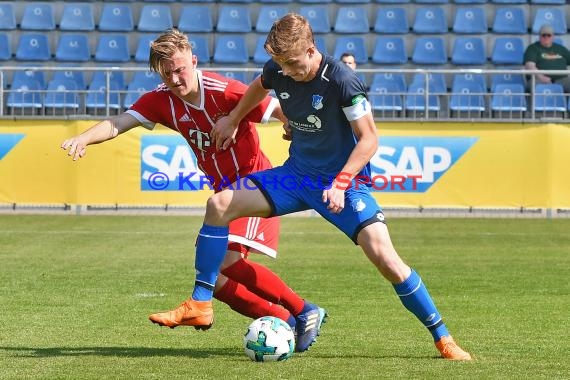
150, 13, 472, 360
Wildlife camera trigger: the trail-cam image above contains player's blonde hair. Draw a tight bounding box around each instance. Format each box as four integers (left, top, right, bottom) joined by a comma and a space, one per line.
149, 29, 192, 77
264, 13, 314, 58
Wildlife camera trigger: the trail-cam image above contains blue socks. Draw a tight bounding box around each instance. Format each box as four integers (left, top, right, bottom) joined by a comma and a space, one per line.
393, 269, 449, 341
192, 224, 229, 301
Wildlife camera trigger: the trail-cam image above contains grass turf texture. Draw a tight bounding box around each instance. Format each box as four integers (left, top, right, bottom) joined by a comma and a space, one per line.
0, 215, 568, 379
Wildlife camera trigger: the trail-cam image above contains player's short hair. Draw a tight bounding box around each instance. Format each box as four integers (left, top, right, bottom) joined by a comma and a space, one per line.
264, 13, 314, 58
149, 29, 192, 76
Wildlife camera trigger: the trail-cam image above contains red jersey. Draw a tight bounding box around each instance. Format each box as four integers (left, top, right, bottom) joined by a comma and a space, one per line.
127, 70, 278, 190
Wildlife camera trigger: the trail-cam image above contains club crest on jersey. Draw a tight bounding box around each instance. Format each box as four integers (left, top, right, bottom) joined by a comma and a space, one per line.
312, 95, 323, 110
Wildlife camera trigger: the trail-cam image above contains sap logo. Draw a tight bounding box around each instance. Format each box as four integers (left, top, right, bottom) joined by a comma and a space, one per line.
0, 134, 25, 161
140, 135, 204, 191
369, 136, 478, 192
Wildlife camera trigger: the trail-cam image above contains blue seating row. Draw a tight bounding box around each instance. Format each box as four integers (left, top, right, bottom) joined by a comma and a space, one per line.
0, 3, 567, 34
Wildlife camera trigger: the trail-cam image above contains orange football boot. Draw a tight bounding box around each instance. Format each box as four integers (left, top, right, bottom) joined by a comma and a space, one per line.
149, 298, 214, 330
435, 336, 472, 360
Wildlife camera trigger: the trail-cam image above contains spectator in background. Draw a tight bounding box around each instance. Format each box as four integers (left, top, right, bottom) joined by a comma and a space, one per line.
340, 52, 357, 71
524, 24, 570, 92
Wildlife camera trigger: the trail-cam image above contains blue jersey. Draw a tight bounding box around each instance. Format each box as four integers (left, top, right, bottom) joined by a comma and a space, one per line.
261, 55, 372, 184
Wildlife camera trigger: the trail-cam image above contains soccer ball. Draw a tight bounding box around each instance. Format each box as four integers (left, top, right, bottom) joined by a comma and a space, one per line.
243, 316, 295, 362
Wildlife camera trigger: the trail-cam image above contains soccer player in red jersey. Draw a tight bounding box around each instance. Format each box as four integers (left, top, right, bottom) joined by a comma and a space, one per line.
61, 29, 326, 351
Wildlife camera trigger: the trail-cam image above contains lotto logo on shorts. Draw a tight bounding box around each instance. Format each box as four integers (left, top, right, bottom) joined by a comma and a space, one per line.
369, 136, 478, 193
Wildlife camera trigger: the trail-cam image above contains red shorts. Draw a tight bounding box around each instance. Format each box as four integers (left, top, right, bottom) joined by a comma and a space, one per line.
227, 215, 280, 258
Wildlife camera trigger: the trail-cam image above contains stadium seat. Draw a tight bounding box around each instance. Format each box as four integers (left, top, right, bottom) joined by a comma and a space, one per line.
15, 34, 51, 61
492, 7, 527, 34
43, 79, 80, 111
490, 83, 527, 112
314, 35, 328, 55
334, 7, 370, 34
452, 7, 487, 34
55, 34, 91, 62
189, 35, 211, 64
415, 0, 449, 3
412, 7, 448, 34
410, 72, 447, 93
533, 83, 566, 112
216, 5, 252, 33
135, 34, 158, 63
253, 36, 271, 64
95, 34, 130, 63
336, 0, 371, 3
370, 72, 407, 92
53, 68, 86, 90
13, 69, 46, 89
256, 6, 288, 33
138, 4, 173, 32
98, 4, 134, 32
7, 77, 43, 112
531, 0, 565, 4
452, 72, 486, 91
92, 70, 126, 90
369, 82, 404, 112
60, 3, 95, 31
405, 82, 441, 112
299, 6, 331, 33
124, 77, 157, 109
373, 7, 409, 34
258, 0, 293, 3
451, 37, 486, 65
531, 8, 567, 35
449, 80, 486, 112
178, 5, 213, 33
490, 70, 525, 91
333, 36, 368, 64
219, 71, 248, 84
372, 37, 407, 64
374, 0, 410, 3
0, 33, 11, 60
131, 71, 162, 89
0, 3, 16, 30
85, 79, 122, 112
412, 37, 447, 65
297, 0, 332, 3
454, 0, 486, 3
213, 35, 249, 64
20, 3, 55, 31
491, 0, 526, 3
491, 37, 524, 65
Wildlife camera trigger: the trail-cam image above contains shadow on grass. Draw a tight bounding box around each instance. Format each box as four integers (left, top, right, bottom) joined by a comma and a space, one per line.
0, 346, 240, 358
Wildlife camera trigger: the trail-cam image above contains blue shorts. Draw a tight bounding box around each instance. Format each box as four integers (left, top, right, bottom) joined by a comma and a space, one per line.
247, 164, 385, 244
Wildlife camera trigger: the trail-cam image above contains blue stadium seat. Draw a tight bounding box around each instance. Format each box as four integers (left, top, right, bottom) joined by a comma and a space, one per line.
533, 84, 566, 112
135, 34, 158, 63
449, 80, 486, 112
369, 82, 404, 112
333, 36, 368, 64
411, 73, 447, 93
7, 77, 43, 111
299, 6, 331, 33
336, 0, 371, 3
314, 35, 328, 55
405, 83, 441, 112
491, 37, 524, 65
138, 4, 173, 32
16, 34, 51, 61
60, 3, 95, 31
451, 37, 486, 65
99, 4, 134, 32
124, 76, 157, 109
219, 71, 248, 84
412, 37, 447, 65
189, 35, 211, 63
178, 5, 213, 33
259, 0, 293, 3
531, 0, 565, 3
0, 3, 16, 30
415, 0, 448, 3
253, 36, 271, 64
412, 7, 448, 34
92, 70, 126, 90
43, 79, 80, 111
372, 37, 407, 64
374, 7, 409, 34
55, 34, 91, 62
217, 5, 252, 33
21, 3, 55, 31
374, 0, 410, 2
491, 0, 526, 3
490, 70, 525, 91
370, 72, 407, 91
334, 6, 370, 34
53, 68, 86, 90
256, 6, 288, 33
132, 71, 162, 90
213, 35, 249, 64
297, 0, 332, 3
13, 69, 46, 89
452, 72, 486, 91
0, 33, 11, 60
452, 7, 487, 34
86, 79, 122, 111
490, 84, 527, 112
454, 0, 486, 3
532, 8, 567, 35
95, 34, 130, 63
492, 7, 527, 34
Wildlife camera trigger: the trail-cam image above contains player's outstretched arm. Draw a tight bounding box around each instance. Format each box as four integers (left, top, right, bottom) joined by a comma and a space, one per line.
61, 113, 140, 161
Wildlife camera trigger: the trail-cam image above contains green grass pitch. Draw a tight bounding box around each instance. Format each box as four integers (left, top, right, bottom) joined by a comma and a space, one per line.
0, 215, 568, 379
